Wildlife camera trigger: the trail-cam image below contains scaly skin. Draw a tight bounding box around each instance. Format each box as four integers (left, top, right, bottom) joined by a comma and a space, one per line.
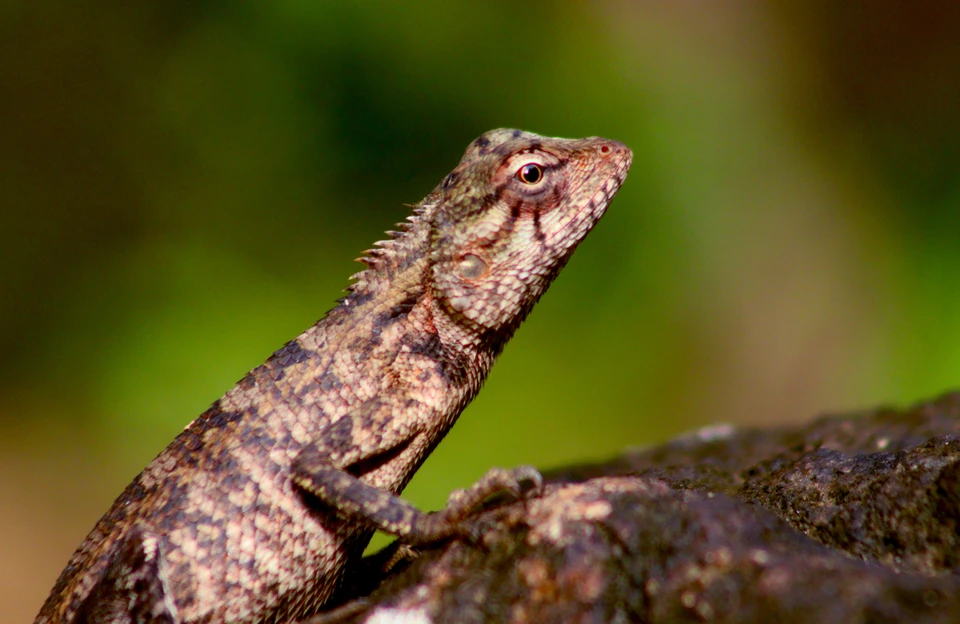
35, 129, 632, 623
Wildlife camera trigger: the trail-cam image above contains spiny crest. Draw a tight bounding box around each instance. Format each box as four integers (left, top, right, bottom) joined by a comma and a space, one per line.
343, 201, 434, 296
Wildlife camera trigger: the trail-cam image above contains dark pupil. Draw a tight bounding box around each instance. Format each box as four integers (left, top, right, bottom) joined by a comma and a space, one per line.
519, 164, 542, 184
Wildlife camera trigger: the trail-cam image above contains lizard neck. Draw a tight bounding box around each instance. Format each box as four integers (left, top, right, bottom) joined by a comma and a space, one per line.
338, 257, 495, 399
327, 203, 500, 396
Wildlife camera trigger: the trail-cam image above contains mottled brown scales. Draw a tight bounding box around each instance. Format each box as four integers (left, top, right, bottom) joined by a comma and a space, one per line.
35, 129, 632, 623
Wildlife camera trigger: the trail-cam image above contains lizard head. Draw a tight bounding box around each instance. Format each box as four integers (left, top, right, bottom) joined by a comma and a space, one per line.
427, 128, 632, 339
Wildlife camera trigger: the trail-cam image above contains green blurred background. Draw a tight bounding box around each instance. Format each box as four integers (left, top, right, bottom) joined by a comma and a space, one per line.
4, 1, 960, 619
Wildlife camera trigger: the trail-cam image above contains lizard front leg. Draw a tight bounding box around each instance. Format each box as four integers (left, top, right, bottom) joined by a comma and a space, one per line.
291, 402, 543, 545
73, 527, 178, 624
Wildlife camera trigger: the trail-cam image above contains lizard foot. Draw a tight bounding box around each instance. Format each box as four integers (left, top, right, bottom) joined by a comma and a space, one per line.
406, 465, 544, 546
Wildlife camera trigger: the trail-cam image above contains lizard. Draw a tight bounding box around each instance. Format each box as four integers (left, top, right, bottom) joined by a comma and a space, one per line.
34, 128, 633, 624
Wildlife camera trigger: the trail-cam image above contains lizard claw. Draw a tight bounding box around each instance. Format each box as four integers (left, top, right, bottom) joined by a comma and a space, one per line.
483, 465, 544, 501
456, 521, 484, 547
444, 465, 541, 508
511, 465, 545, 500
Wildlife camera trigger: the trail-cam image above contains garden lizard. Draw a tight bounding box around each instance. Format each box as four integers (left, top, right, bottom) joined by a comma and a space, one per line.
35, 128, 632, 623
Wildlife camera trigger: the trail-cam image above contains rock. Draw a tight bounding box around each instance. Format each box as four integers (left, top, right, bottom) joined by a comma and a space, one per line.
311, 391, 960, 623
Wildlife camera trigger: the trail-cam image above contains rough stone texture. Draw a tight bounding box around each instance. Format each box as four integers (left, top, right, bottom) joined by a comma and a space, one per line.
311, 391, 960, 623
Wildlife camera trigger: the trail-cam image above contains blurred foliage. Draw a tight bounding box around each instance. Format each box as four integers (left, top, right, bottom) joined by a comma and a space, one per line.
2, 1, 960, 620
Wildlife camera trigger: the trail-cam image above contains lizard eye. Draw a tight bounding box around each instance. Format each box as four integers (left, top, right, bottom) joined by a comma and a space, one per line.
516, 163, 543, 185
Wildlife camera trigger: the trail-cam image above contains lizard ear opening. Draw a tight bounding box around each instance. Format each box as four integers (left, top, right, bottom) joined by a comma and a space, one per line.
457, 254, 489, 280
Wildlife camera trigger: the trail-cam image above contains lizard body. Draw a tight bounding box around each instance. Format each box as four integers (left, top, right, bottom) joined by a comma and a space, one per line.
35, 129, 632, 623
